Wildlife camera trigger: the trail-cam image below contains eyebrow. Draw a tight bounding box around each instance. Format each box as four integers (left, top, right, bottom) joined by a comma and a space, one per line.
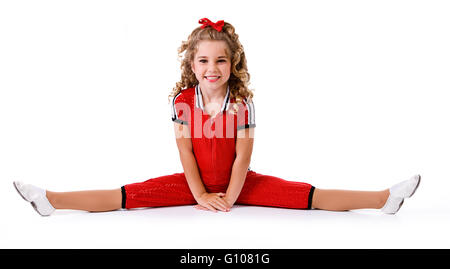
197, 56, 228, 59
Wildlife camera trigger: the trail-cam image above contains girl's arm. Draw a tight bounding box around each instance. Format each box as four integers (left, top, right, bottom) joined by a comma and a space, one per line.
174, 123, 229, 212
225, 127, 255, 206
174, 123, 206, 200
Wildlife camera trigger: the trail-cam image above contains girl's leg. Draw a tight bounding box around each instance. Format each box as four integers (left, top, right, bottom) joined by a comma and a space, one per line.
46, 172, 196, 212
46, 189, 122, 212
311, 188, 390, 211
46, 173, 194, 212
122, 172, 196, 209
237, 171, 389, 211
15, 172, 195, 215
236, 171, 315, 209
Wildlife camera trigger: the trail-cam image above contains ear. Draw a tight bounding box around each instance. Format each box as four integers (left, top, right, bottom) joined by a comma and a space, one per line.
190, 61, 195, 73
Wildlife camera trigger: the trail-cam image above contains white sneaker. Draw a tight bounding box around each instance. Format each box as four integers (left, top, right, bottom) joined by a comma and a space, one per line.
390, 174, 421, 198
381, 174, 421, 214
13, 181, 55, 216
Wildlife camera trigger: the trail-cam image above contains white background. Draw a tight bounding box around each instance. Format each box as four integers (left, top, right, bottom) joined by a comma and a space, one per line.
1, 0, 449, 249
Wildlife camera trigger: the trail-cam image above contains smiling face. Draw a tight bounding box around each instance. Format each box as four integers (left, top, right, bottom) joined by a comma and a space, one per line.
190, 40, 232, 94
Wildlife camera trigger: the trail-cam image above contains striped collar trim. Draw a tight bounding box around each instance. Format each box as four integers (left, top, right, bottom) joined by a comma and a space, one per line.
195, 84, 231, 112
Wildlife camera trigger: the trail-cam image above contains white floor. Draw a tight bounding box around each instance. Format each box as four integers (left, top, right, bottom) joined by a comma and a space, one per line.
3, 182, 449, 249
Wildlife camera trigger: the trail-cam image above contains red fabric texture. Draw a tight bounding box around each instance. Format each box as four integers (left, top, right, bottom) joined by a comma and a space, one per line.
124, 171, 313, 209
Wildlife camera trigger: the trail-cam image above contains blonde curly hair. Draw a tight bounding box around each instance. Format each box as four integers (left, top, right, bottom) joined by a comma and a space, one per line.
168, 19, 254, 105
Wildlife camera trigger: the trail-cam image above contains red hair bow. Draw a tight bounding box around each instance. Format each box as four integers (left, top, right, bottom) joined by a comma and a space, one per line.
199, 18, 224, 32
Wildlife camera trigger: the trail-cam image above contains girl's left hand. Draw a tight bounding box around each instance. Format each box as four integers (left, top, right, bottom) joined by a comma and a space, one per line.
194, 196, 234, 212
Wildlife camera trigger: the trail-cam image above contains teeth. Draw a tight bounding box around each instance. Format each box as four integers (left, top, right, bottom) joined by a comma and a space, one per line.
205, 76, 220, 79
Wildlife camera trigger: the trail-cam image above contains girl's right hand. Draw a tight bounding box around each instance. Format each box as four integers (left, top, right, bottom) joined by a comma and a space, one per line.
196, 192, 230, 212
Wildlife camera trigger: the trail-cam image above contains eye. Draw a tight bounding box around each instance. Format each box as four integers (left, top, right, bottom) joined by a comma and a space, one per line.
198, 59, 227, 63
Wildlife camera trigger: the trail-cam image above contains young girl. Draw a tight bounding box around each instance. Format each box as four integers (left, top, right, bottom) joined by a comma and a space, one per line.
13, 18, 421, 216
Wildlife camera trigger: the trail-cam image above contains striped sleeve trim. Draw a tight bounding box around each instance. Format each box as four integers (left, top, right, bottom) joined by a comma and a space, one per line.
237, 98, 256, 130
237, 124, 256, 130
173, 118, 188, 125
171, 92, 188, 125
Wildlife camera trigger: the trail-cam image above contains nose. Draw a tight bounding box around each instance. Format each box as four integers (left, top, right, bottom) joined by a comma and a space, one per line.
207, 61, 220, 72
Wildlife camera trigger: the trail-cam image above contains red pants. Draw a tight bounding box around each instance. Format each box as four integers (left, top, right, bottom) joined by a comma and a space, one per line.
122, 170, 315, 209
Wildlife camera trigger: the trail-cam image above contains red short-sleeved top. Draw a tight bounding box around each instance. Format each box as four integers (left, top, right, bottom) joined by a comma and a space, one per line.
171, 85, 256, 187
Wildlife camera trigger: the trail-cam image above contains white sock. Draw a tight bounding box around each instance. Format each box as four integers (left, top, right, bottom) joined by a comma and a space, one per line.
14, 181, 55, 216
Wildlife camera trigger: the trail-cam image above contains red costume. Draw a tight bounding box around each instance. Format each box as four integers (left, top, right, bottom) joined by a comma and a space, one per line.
121, 85, 315, 209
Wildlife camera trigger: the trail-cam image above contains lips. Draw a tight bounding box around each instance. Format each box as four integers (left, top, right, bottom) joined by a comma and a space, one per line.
204, 76, 221, 82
